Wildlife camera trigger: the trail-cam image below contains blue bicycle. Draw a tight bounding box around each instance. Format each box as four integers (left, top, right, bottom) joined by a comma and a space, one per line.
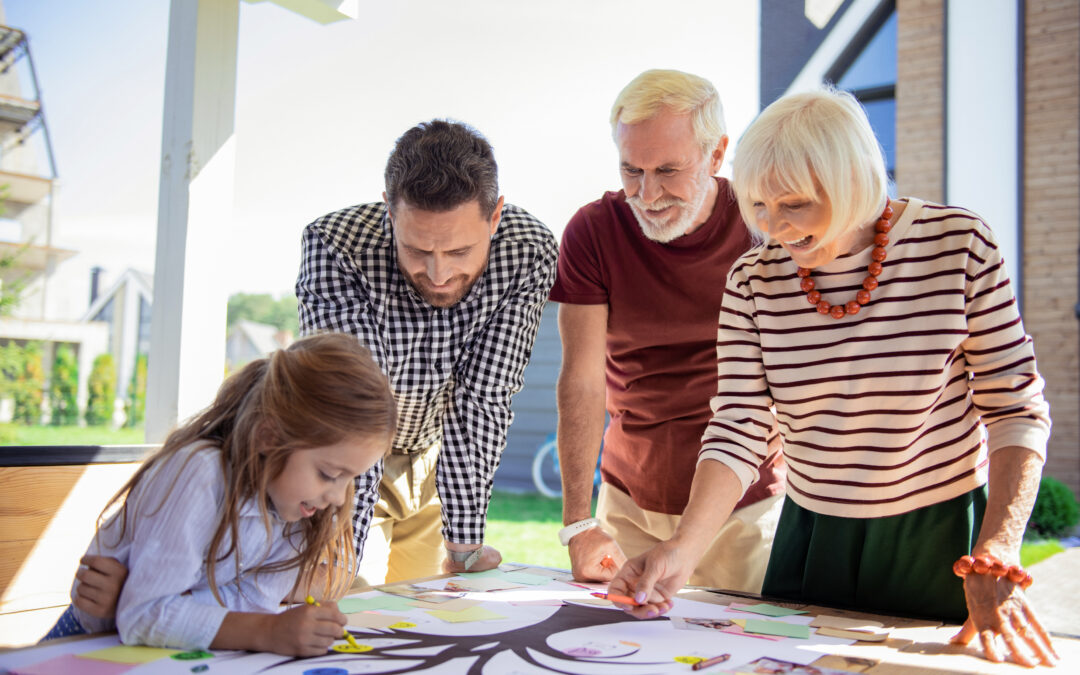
531, 432, 602, 498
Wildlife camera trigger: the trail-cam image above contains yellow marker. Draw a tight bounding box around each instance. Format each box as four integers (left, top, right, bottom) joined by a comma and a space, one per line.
305, 595, 363, 650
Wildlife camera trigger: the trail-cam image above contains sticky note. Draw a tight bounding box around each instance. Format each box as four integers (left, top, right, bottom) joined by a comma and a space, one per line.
426, 606, 507, 623
15, 653, 135, 675
346, 612, 409, 629
730, 602, 807, 617
741, 619, 812, 639
339, 594, 419, 613
406, 597, 481, 612
78, 645, 182, 664
809, 614, 884, 630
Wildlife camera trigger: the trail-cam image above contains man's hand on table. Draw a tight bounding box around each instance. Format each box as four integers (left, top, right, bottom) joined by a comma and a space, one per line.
72, 555, 127, 619
442, 544, 502, 574
568, 526, 626, 582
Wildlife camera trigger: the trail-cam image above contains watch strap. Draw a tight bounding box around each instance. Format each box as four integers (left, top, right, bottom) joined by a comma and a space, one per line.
558, 517, 600, 546
446, 547, 482, 570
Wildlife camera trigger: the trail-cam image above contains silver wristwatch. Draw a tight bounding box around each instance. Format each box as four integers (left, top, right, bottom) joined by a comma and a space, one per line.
446, 547, 482, 570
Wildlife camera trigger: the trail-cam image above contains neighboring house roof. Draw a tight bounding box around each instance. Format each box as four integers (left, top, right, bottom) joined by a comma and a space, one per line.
231, 319, 289, 355
767, 0, 889, 99
80, 267, 153, 321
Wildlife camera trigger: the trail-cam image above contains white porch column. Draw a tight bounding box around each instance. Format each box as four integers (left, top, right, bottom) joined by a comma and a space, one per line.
146, 0, 240, 442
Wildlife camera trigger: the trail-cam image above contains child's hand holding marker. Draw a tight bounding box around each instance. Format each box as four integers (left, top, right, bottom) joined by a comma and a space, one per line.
305, 595, 362, 650
255, 595, 349, 657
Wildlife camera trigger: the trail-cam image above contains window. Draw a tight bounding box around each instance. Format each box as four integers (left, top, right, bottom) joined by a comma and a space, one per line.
830, 6, 897, 183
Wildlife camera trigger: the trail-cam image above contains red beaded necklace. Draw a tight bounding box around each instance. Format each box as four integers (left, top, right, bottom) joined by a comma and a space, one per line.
796, 199, 893, 319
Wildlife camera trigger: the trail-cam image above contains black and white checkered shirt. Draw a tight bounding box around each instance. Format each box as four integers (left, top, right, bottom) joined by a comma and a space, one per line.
296, 201, 557, 549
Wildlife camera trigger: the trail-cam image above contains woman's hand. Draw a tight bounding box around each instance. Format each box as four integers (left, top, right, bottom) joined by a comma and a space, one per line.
951, 573, 1058, 667
607, 540, 696, 619
72, 555, 128, 619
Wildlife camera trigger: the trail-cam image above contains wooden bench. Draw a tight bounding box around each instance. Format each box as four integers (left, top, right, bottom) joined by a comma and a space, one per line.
0, 445, 153, 648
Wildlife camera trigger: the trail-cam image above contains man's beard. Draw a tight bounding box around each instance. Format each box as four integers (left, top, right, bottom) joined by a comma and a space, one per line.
626, 172, 713, 243
401, 261, 486, 309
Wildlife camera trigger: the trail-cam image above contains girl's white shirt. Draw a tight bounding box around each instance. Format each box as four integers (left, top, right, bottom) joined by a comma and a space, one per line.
71, 443, 303, 649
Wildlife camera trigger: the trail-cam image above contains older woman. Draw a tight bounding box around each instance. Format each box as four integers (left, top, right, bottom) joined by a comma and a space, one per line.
608, 88, 1057, 667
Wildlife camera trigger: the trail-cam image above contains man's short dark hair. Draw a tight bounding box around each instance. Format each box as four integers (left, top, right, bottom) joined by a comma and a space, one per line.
384, 119, 500, 217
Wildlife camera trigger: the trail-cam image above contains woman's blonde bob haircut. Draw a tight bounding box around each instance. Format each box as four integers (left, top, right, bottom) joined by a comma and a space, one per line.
610, 69, 726, 154
732, 87, 888, 252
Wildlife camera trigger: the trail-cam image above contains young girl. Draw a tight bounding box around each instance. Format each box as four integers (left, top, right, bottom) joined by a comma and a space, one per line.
43, 332, 396, 657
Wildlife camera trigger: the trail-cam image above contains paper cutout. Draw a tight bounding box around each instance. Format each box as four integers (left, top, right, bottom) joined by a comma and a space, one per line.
77, 645, 181, 664
443, 577, 524, 593
733, 602, 808, 617
724, 656, 862, 674
170, 649, 213, 660
742, 619, 812, 639
808, 614, 885, 630
672, 616, 785, 642
12, 653, 135, 675
406, 597, 481, 612
814, 626, 888, 642
332, 643, 373, 653
338, 593, 418, 613
460, 569, 552, 586
346, 612, 410, 629
426, 606, 507, 623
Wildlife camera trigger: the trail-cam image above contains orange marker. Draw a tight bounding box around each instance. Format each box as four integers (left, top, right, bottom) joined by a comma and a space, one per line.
600, 555, 615, 571
591, 591, 642, 606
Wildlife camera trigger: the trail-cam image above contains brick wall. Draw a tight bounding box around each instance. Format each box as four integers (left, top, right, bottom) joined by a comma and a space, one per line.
895, 0, 945, 202
1024, 0, 1080, 495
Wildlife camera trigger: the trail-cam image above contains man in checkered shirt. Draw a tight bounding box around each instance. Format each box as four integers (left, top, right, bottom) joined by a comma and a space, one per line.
296, 120, 558, 583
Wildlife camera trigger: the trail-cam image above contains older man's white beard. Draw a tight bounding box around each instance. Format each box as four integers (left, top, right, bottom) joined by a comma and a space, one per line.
627, 198, 692, 243
626, 177, 712, 243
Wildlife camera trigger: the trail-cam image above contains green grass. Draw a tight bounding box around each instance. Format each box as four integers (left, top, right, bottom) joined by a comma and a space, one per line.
486, 491, 1071, 572
0, 424, 148, 446
486, 490, 571, 569
1020, 539, 1066, 568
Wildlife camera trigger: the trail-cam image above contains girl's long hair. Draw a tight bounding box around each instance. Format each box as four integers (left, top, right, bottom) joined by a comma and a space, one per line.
100, 332, 396, 603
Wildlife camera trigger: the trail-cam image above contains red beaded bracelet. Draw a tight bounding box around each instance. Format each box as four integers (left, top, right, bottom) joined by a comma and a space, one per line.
953, 554, 1033, 589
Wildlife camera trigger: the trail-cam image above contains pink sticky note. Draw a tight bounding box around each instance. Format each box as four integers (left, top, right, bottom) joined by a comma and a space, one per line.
13, 653, 135, 675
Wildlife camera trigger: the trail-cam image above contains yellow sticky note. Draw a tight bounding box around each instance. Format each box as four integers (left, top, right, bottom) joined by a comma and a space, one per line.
78, 646, 182, 664
426, 606, 506, 623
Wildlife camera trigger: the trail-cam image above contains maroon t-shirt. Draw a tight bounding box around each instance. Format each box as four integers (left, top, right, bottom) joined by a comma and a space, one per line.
550, 178, 784, 515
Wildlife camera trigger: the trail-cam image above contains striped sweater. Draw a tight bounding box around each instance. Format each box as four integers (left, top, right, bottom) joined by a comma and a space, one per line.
699, 198, 1050, 518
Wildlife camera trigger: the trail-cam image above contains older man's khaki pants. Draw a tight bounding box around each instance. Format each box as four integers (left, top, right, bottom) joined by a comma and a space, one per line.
597, 482, 783, 593
356, 444, 446, 586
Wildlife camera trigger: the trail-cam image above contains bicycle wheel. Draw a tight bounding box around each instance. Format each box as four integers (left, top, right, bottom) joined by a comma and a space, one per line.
531, 439, 562, 498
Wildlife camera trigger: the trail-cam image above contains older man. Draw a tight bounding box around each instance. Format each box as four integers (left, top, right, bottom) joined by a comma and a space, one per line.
550, 70, 784, 591
297, 119, 558, 583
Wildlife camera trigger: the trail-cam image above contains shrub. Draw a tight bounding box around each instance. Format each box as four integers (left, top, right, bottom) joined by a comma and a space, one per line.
50, 344, 79, 425
125, 352, 147, 427
0, 340, 45, 425
1027, 476, 1080, 539
13, 342, 44, 424
85, 353, 117, 426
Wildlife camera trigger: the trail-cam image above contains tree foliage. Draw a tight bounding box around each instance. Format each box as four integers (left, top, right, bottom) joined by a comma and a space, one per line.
0, 340, 45, 424
85, 353, 117, 426
50, 344, 79, 425
1028, 476, 1080, 539
227, 293, 299, 336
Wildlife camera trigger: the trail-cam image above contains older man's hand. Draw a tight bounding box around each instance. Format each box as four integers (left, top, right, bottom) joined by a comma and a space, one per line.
568, 527, 626, 582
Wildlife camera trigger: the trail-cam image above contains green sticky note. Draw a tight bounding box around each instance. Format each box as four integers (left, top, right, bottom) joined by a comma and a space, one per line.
339, 593, 419, 613
426, 606, 507, 623
738, 602, 807, 617
742, 619, 812, 639
78, 646, 182, 664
